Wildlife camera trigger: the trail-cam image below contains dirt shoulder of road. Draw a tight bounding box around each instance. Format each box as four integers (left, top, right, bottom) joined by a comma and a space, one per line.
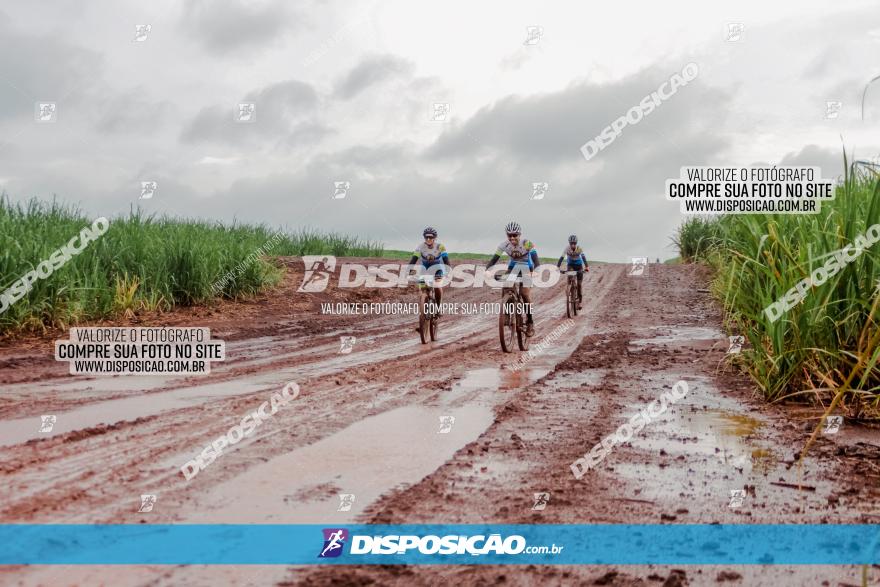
0, 256, 451, 384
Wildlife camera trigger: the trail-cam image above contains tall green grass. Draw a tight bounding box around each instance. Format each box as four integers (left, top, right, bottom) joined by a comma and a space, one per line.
673, 160, 880, 417
669, 217, 722, 262
0, 196, 383, 334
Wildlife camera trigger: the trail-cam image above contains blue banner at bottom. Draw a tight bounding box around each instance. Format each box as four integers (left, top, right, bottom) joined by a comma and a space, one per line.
0, 524, 877, 565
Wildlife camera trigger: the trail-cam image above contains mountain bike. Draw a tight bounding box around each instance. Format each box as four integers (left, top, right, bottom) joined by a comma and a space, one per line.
564, 270, 580, 318
499, 273, 531, 353
414, 275, 439, 343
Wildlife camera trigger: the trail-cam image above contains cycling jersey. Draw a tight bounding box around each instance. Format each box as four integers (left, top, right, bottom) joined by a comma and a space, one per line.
496, 238, 538, 269
413, 241, 447, 265
560, 245, 588, 267
410, 242, 450, 278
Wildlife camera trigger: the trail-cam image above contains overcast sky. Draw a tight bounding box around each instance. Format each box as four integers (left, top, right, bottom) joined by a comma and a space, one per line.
2, 1, 879, 261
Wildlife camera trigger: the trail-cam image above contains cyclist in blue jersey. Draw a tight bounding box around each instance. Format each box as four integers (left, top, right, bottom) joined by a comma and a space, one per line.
408, 227, 450, 309
486, 221, 538, 336
556, 234, 589, 309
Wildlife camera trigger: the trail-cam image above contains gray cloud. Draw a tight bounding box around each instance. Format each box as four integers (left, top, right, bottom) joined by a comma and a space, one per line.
0, 10, 102, 121
195, 66, 734, 262
334, 54, 415, 100
777, 145, 846, 180
425, 62, 729, 168
180, 80, 326, 147
181, 0, 299, 54
95, 89, 174, 133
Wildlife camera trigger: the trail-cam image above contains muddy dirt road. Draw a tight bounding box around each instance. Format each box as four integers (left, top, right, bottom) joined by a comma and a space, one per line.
1, 259, 878, 586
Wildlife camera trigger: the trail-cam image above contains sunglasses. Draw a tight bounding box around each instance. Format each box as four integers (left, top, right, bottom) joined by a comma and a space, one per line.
425, 236, 435, 240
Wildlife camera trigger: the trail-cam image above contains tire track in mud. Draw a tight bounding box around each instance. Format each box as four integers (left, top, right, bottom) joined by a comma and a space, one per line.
0, 262, 622, 586
0, 264, 619, 524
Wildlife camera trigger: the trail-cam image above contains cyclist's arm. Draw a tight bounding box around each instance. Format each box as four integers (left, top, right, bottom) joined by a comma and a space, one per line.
439, 251, 450, 275
556, 255, 564, 268
408, 255, 419, 265
486, 254, 501, 268
581, 253, 589, 268
529, 249, 539, 268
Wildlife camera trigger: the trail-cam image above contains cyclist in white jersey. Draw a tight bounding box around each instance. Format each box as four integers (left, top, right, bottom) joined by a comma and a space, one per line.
556, 234, 589, 309
408, 226, 449, 309
486, 221, 539, 336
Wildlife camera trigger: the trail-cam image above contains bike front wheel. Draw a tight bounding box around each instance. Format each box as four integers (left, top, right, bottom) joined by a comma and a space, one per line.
429, 314, 438, 341
517, 311, 531, 351
565, 280, 575, 318
418, 296, 430, 344
499, 292, 517, 353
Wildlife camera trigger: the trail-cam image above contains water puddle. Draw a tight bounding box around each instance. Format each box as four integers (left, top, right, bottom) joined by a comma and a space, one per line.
0, 374, 289, 447
625, 402, 776, 474
603, 376, 790, 506
543, 369, 607, 391
185, 404, 494, 523
630, 326, 724, 347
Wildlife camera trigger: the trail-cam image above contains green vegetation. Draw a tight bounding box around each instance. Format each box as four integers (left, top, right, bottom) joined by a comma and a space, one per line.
0, 196, 383, 334
669, 217, 722, 262
672, 160, 880, 417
